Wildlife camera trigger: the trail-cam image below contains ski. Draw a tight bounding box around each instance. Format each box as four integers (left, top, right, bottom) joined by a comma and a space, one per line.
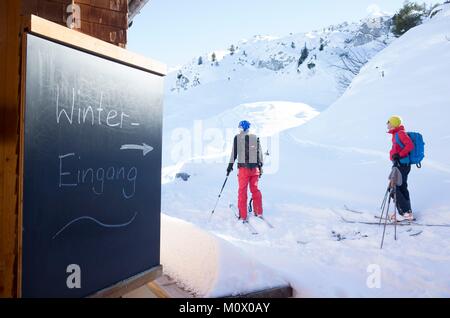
242, 220, 258, 235
247, 198, 274, 228
343, 205, 364, 214
339, 206, 450, 228
374, 215, 417, 223
341, 215, 426, 235
229, 204, 258, 235
340, 215, 450, 228
251, 215, 275, 229
340, 216, 413, 226
374, 216, 450, 228
405, 228, 423, 237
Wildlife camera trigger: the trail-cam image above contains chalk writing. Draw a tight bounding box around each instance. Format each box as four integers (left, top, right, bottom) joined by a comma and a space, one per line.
58, 153, 137, 199
55, 86, 137, 128
53, 211, 138, 239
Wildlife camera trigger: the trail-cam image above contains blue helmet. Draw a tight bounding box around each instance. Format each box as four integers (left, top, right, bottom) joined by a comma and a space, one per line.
238, 120, 251, 132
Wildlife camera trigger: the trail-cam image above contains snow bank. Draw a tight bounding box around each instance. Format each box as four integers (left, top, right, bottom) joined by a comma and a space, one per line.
161, 214, 287, 297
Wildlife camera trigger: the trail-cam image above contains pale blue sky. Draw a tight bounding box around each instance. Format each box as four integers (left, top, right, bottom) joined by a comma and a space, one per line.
128, 0, 438, 67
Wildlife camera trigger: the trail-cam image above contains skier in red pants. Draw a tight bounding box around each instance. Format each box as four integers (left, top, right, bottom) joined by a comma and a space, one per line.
227, 120, 263, 221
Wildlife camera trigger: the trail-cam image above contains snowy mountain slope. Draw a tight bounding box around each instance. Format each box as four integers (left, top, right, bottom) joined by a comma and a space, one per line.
160, 5, 450, 297
168, 14, 393, 97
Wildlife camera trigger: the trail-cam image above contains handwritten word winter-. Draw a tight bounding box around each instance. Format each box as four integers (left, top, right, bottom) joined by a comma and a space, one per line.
55, 86, 139, 128
59, 153, 137, 198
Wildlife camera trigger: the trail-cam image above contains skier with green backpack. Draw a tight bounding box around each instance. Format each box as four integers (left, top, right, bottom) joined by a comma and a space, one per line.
387, 115, 425, 222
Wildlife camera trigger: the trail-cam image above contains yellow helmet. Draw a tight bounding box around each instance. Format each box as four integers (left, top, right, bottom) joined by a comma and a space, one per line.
388, 115, 402, 128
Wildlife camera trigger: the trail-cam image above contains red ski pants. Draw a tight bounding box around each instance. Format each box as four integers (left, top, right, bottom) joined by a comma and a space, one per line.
238, 167, 263, 219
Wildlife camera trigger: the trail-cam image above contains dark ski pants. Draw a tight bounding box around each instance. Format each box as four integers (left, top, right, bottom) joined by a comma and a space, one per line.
393, 165, 412, 215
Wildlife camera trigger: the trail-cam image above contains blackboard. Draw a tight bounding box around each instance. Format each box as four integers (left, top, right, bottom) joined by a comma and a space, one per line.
22, 34, 163, 297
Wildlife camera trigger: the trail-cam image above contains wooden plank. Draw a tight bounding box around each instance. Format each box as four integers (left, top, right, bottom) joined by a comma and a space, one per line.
146, 281, 170, 298
22, 0, 72, 26
75, 0, 127, 12
79, 19, 126, 45
90, 265, 163, 298
37, 0, 69, 24
22, 0, 73, 15
42, 0, 73, 3
122, 285, 158, 298
46, 0, 74, 4
21, 0, 39, 16
0, 1, 7, 298
228, 285, 293, 298
144, 274, 292, 298
16, 30, 29, 299
23, 15, 166, 76
0, 0, 22, 298
22, 1, 129, 46
147, 275, 194, 298
77, 3, 127, 29
24, 14, 164, 74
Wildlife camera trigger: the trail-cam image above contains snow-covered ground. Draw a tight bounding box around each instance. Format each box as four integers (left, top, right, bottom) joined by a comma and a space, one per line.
159, 5, 450, 297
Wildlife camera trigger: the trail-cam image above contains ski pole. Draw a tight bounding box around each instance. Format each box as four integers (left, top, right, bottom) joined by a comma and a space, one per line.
380, 186, 389, 210
393, 188, 398, 241
209, 173, 230, 220
380, 192, 392, 249
378, 186, 390, 226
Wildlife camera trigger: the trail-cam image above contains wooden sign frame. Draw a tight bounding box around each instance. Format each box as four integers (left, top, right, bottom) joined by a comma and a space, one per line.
23, 15, 167, 76
1, 13, 166, 298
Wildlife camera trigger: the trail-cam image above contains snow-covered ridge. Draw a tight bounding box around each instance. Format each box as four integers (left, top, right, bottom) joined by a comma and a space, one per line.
169, 15, 394, 96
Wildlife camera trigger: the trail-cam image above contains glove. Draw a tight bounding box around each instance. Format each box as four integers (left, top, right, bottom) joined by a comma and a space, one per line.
259, 166, 263, 179
226, 163, 233, 175
392, 154, 401, 165
392, 154, 402, 167
392, 154, 400, 161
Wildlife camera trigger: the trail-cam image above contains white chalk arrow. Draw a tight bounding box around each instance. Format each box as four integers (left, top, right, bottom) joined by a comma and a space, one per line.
120, 143, 154, 156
